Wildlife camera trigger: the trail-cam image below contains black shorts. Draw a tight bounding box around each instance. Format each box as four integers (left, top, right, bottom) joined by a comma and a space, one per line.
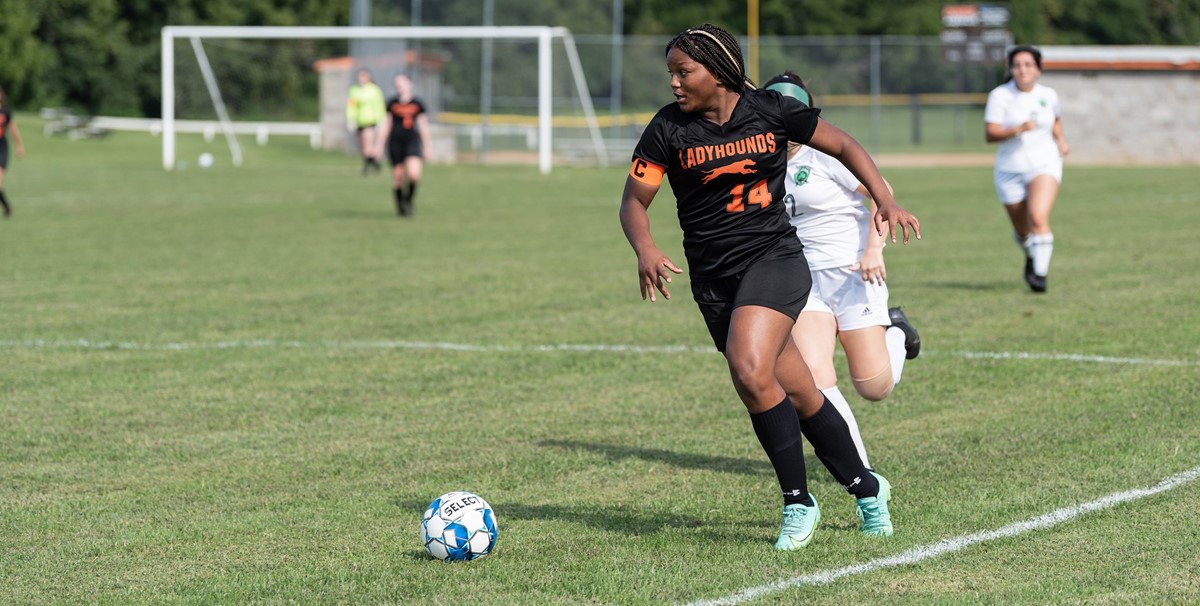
387, 137, 424, 165
0, 141, 8, 169
690, 242, 812, 352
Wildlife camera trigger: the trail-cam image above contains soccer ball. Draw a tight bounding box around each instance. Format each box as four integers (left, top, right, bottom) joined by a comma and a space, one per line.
198, 152, 214, 168
420, 491, 497, 561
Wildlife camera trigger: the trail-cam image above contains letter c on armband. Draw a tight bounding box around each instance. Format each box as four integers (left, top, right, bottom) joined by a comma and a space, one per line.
630, 158, 665, 186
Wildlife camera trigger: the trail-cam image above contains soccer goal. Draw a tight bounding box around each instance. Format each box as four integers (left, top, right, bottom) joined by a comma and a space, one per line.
161, 25, 607, 173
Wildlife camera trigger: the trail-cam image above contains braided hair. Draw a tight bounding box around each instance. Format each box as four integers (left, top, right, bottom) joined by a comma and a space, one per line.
666, 24, 754, 92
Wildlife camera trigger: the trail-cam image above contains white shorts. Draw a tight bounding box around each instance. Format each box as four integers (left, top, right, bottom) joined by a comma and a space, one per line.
801, 266, 891, 331
994, 161, 1063, 205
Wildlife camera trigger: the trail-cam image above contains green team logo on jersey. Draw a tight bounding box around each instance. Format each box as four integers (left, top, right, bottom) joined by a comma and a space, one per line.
794, 166, 812, 186
1040, 99, 1047, 107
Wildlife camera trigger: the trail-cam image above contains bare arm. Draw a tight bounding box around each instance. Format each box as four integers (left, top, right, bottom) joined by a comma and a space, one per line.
1052, 117, 1070, 157
416, 114, 432, 158
807, 120, 920, 243
618, 175, 682, 302
985, 120, 1034, 143
853, 182, 889, 284
374, 114, 392, 158
9, 121, 24, 158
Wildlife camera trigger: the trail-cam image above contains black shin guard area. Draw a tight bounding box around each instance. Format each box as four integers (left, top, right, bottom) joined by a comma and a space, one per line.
750, 397, 812, 506
799, 399, 879, 498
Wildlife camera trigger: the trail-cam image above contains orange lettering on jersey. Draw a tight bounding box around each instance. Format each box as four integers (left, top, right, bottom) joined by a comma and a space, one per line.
678, 132, 776, 170
630, 158, 665, 186
390, 102, 421, 129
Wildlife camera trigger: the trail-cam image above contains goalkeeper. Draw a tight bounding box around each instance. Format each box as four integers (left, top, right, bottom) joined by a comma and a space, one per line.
346, 68, 387, 175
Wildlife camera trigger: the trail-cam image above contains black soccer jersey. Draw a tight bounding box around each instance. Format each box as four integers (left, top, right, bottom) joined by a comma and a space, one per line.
0, 108, 10, 143
0, 108, 10, 167
632, 89, 820, 281
385, 96, 426, 143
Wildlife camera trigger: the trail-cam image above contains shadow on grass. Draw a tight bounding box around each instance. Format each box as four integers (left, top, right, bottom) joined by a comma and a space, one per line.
539, 439, 772, 476
396, 495, 728, 537
915, 280, 1014, 292
324, 209, 400, 220
394, 441, 849, 538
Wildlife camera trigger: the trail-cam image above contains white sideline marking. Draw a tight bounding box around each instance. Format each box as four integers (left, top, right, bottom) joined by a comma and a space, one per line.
0, 339, 1197, 366
682, 465, 1200, 606
958, 350, 1198, 367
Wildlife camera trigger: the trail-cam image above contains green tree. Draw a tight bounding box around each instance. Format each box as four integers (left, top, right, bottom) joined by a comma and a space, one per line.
0, 0, 54, 108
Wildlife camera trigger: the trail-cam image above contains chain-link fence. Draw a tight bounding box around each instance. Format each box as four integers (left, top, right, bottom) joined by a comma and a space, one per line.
168, 34, 1008, 164
569, 34, 1007, 161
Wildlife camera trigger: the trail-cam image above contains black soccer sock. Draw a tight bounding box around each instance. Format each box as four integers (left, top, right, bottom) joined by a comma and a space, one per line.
394, 188, 407, 215
0, 189, 9, 216
750, 397, 814, 507
406, 181, 418, 204
798, 398, 879, 499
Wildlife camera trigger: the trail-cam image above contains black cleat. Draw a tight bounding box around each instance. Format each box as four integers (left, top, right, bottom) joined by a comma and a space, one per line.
1027, 273, 1047, 293
1024, 258, 1047, 293
888, 307, 921, 360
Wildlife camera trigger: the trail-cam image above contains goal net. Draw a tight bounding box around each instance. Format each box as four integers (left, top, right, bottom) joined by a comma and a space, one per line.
161, 26, 607, 173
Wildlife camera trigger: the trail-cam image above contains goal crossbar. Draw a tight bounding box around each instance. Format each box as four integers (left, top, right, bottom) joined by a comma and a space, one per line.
160, 25, 607, 173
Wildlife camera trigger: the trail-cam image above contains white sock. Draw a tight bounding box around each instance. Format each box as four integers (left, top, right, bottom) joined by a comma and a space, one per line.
1027, 232, 1054, 276
821, 386, 870, 469
1013, 230, 1028, 255
885, 326, 907, 386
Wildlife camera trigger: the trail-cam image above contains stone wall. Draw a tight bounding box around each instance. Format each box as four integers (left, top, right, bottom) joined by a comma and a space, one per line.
1041, 46, 1200, 165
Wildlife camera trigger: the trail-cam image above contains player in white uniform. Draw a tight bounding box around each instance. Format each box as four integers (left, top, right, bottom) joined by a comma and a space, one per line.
984, 44, 1071, 293
764, 72, 920, 470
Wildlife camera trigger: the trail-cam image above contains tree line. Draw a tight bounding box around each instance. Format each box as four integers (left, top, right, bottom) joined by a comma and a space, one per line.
1, 0, 1196, 117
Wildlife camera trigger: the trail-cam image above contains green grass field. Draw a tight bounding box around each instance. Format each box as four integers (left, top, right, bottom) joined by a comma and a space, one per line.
2, 120, 1198, 605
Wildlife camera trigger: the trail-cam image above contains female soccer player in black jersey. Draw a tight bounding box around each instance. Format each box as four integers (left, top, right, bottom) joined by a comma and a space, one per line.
0, 85, 26, 218
618, 24, 920, 549
375, 74, 431, 217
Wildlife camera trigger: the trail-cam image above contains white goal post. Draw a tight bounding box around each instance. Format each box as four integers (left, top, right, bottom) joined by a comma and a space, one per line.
161, 25, 607, 174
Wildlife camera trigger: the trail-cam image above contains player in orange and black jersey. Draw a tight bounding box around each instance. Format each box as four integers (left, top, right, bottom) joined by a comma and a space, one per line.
0, 85, 26, 218
375, 74, 431, 217
619, 24, 921, 549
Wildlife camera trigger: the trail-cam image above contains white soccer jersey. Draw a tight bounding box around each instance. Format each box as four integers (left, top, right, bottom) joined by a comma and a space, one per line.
782, 146, 870, 270
984, 81, 1062, 173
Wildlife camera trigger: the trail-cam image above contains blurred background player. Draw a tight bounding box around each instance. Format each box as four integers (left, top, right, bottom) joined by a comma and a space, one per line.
764, 72, 921, 470
376, 74, 431, 218
620, 23, 921, 550
984, 45, 1071, 293
0, 85, 26, 218
345, 68, 387, 175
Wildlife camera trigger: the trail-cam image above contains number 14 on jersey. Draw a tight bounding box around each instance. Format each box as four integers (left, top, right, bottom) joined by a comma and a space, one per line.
726, 179, 771, 212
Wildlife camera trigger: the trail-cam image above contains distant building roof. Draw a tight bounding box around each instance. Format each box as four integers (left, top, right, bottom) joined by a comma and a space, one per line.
1040, 46, 1200, 71
313, 50, 446, 73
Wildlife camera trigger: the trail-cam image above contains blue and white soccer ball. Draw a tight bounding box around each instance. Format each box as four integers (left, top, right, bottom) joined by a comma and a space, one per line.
420, 491, 498, 561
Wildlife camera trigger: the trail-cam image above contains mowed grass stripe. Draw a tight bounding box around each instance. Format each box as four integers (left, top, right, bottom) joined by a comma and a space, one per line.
2, 338, 1198, 367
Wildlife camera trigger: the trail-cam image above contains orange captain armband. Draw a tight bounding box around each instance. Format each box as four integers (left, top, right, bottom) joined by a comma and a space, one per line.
629, 158, 666, 186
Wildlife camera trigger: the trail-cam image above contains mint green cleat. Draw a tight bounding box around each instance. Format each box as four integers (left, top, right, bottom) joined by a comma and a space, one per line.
856, 472, 893, 537
774, 496, 821, 550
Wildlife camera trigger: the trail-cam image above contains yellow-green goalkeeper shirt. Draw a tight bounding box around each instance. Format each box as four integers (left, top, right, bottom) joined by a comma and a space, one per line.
346, 82, 387, 127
